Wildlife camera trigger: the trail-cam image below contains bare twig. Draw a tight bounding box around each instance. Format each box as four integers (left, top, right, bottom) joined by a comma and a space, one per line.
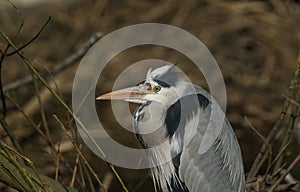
283, 95, 300, 107
0, 0, 24, 118
3, 0, 24, 41
274, 76, 300, 171
245, 116, 273, 180
0, 141, 44, 192
0, 28, 108, 163
268, 154, 300, 192
55, 141, 61, 182
5, 93, 82, 187
3, 32, 102, 92
102, 172, 113, 191
0, 140, 78, 192
247, 108, 286, 180
70, 145, 81, 187
3, 143, 49, 192
0, 118, 22, 153
53, 115, 108, 192
5, 17, 51, 56
273, 183, 298, 191
82, 162, 96, 192
33, 74, 52, 144
270, 139, 292, 168
245, 116, 272, 152
247, 58, 300, 180
78, 158, 86, 189
5, 93, 51, 146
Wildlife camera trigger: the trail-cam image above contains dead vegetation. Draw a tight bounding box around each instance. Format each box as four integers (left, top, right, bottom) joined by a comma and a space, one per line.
0, 0, 299, 191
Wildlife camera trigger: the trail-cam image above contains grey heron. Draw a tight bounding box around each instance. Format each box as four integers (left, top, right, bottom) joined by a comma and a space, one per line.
97, 65, 245, 192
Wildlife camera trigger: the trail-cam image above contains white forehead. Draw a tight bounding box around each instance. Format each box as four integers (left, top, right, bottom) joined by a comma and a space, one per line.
146, 65, 172, 80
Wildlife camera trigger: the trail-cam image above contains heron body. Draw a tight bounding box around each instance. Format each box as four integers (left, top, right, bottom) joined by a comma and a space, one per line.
97, 65, 246, 192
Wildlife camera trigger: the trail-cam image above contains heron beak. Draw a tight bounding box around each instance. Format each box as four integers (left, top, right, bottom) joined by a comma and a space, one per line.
96, 86, 151, 102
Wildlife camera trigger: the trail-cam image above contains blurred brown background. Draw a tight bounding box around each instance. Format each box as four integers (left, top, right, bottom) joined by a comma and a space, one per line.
0, 0, 300, 191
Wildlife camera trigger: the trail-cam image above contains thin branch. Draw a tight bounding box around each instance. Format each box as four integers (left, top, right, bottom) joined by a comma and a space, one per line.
0, 29, 129, 191
5, 17, 51, 56
0, 0, 25, 118
245, 116, 272, 151
283, 95, 300, 107
3, 32, 102, 92
270, 139, 292, 168
3, 143, 49, 192
33, 74, 53, 144
53, 115, 108, 192
55, 141, 61, 182
4, 0, 24, 42
247, 107, 286, 180
102, 172, 114, 192
245, 116, 273, 180
0, 28, 105, 159
0, 141, 43, 192
5, 93, 50, 146
0, 118, 22, 153
78, 158, 86, 189
268, 154, 300, 192
247, 57, 300, 180
70, 145, 81, 187
274, 80, 300, 171
5, 93, 79, 186
82, 160, 96, 192
0, 140, 78, 192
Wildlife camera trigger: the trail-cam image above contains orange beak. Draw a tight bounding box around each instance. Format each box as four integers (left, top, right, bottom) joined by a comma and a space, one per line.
96, 86, 151, 103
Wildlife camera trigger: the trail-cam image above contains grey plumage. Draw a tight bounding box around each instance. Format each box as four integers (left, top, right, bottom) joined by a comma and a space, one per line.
98, 65, 246, 192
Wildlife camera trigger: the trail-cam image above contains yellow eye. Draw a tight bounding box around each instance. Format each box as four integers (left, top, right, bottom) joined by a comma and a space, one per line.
153, 86, 161, 92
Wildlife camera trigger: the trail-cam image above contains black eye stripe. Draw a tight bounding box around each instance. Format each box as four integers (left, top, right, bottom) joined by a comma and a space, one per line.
153, 79, 170, 88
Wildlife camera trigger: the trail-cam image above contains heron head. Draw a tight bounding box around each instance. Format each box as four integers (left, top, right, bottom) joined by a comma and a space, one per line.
97, 65, 185, 106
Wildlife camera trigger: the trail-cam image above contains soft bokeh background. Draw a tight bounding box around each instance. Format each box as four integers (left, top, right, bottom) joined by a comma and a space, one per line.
0, 0, 299, 191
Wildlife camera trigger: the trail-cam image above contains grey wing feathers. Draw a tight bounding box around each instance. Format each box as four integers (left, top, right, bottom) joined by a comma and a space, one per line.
179, 86, 245, 192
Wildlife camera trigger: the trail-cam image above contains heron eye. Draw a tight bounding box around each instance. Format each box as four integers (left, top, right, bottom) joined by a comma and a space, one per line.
153, 85, 161, 92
